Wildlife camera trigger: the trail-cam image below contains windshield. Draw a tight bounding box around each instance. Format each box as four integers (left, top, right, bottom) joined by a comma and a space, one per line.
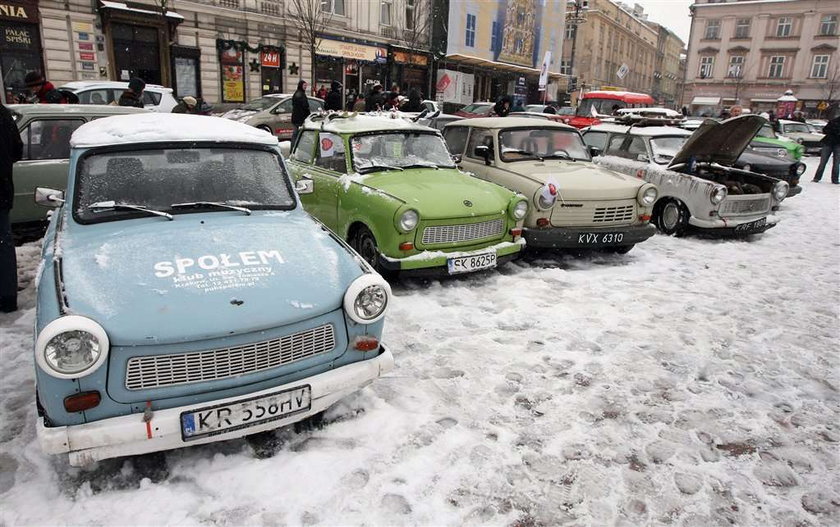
242, 96, 282, 112
577, 98, 627, 117
461, 103, 492, 114
499, 128, 590, 162
650, 136, 688, 165
757, 125, 777, 138
351, 132, 456, 172
75, 147, 294, 223
784, 123, 811, 134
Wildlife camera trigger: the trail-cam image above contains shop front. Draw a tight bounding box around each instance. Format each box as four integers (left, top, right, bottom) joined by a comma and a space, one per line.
0, 0, 43, 101
390, 47, 430, 96
315, 37, 387, 101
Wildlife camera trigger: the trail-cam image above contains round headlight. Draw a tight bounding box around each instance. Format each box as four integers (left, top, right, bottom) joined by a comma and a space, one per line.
343, 274, 391, 324
742, 164, 751, 172
398, 209, 419, 232
773, 181, 789, 201
638, 186, 658, 206
796, 137, 803, 144
795, 163, 806, 176
35, 316, 109, 379
710, 185, 727, 205
512, 200, 528, 220
776, 149, 787, 158
536, 182, 558, 210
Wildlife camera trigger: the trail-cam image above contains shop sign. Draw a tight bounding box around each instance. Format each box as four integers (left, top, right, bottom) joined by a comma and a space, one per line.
78, 42, 93, 51
436, 69, 473, 105
393, 51, 428, 66
77, 32, 89, 41
316, 39, 387, 63
81, 61, 95, 71
260, 50, 280, 68
220, 47, 245, 103
1, 24, 33, 48
79, 51, 95, 61
0, 1, 38, 23
72, 21, 93, 33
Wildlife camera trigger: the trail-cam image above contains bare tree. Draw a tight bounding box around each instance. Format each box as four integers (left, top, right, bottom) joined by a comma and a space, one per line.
819, 60, 840, 116
287, 0, 335, 87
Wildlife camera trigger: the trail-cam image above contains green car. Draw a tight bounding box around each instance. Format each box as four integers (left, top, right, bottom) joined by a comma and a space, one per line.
286, 113, 528, 275
9, 103, 148, 239
750, 123, 804, 160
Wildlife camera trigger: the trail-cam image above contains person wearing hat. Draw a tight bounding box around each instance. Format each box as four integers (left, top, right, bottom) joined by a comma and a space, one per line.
324, 81, 343, 111
23, 71, 66, 104
172, 96, 198, 114
119, 77, 146, 108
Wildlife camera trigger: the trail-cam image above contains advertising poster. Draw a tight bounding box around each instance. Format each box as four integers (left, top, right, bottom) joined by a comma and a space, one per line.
220, 47, 244, 103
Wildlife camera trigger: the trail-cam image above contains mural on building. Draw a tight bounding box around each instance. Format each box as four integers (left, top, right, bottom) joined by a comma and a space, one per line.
497, 0, 539, 68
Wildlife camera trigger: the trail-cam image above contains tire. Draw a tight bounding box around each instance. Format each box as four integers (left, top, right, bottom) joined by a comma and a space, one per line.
655, 199, 687, 236
350, 225, 380, 268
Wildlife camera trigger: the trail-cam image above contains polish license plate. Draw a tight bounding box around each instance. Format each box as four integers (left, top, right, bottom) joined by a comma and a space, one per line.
576, 232, 625, 245
447, 251, 497, 274
180, 385, 311, 441
734, 217, 766, 233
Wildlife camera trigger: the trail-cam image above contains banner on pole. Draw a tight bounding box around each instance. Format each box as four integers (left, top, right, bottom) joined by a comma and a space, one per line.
538, 51, 551, 91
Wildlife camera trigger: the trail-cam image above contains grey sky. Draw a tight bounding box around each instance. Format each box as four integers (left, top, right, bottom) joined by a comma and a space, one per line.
629, 0, 694, 45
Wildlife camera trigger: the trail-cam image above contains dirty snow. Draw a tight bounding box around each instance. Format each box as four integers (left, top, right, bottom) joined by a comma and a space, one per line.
0, 158, 838, 526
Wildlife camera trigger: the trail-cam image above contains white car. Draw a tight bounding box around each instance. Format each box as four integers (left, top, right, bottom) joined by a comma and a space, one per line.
776, 119, 824, 154
60, 81, 178, 112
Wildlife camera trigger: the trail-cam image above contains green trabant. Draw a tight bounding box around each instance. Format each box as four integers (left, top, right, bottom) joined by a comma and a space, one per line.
286, 113, 528, 275
9, 104, 148, 237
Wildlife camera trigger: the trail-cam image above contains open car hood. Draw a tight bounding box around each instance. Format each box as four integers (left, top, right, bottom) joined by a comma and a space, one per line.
669, 115, 765, 169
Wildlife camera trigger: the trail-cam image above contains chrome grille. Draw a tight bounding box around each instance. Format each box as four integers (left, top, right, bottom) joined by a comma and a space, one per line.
422, 218, 504, 245
592, 205, 635, 223
721, 197, 770, 215
125, 324, 336, 390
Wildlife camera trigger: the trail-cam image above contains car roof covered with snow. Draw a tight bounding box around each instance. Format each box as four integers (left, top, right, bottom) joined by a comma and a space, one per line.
7, 104, 149, 119
301, 113, 436, 134
587, 123, 693, 137
450, 116, 576, 131
70, 114, 279, 148
60, 80, 173, 92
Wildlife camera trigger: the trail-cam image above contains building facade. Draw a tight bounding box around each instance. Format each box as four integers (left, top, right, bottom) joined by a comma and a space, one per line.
647, 22, 685, 107
684, 0, 840, 117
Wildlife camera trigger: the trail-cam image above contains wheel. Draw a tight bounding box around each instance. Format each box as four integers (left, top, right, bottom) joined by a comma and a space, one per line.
655, 200, 687, 236
603, 244, 635, 254
350, 225, 380, 268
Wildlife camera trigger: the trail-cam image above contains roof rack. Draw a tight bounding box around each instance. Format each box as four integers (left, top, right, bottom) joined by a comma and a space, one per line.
613, 114, 686, 127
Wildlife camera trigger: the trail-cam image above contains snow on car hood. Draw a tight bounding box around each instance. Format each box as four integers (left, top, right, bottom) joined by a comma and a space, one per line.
504, 161, 645, 200
58, 212, 363, 345
669, 115, 765, 169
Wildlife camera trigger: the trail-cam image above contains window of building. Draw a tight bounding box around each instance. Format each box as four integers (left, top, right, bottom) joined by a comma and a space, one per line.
811, 55, 830, 78
465, 13, 476, 47
405, 0, 414, 30
704, 19, 720, 39
560, 60, 571, 75
699, 56, 714, 78
768, 56, 785, 78
320, 0, 345, 15
515, 37, 524, 53
565, 24, 574, 39
820, 14, 838, 36
776, 17, 792, 37
734, 18, 750, 38
380, 0, 392, 26
491, 20, 499, 51
727, 55, 744, 77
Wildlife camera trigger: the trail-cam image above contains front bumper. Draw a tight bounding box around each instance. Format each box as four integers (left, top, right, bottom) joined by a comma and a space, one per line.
38, 345, 394, 466
688, 214, 778, 236
522, 223, 656, 249
378, 239, 524, 276
786, 184, 802, 197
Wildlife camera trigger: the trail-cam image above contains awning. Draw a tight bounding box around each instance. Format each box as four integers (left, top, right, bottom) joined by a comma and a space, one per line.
100, 0, 184, 19
445, 53, 563, 79
750, 98, 777, 103
691, 96, 721, 105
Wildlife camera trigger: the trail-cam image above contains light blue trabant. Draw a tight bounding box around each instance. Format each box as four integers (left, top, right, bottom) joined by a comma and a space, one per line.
33, 114, 394, 466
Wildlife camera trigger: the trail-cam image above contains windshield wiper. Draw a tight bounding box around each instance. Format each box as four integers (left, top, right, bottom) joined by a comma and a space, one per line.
359, 164, 404, 173
400, 162, 446, 170
542, 150, 574, 161
171, 201, 252, 215
503, 149, 544, 161
88, 201, 173, 220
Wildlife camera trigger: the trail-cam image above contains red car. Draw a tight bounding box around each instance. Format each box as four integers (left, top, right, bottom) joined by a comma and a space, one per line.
455, 101, 495, 118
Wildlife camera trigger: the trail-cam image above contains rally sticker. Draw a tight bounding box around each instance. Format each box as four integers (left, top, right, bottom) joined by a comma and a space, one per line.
153, 250, 284, 293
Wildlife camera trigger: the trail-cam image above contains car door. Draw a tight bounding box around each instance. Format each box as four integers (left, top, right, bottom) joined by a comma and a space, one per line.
268, 98, 293, 136
289, 130, 338, 230
13, 117, 86, 225
456, 127, 512, 186
309, 131, 346, 229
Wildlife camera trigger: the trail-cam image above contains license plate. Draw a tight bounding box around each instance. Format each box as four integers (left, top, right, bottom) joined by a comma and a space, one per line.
447, 251, 497, 274
734, 217, 766, 233
180, 385, 311, 441
576, 232, 625, 245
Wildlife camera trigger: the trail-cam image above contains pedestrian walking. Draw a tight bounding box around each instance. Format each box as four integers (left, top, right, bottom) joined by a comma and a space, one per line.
291, 80, 310, 143
812, 115, 840, 184
171, 96, 198, 114
365, 84, 385, 112
324, 81, 343, 111
0, 102, 22, 313
119, 77, 146, 108
22, 71, 66, 104
401, 88, 423, 112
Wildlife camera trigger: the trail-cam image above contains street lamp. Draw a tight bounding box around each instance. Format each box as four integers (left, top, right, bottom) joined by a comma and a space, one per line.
566, 0, 587, 94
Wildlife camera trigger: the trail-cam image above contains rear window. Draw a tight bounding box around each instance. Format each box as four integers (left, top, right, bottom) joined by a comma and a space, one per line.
143, 91, 162, 105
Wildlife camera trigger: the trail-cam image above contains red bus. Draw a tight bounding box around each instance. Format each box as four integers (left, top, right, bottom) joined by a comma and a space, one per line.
567, 90, 656, 129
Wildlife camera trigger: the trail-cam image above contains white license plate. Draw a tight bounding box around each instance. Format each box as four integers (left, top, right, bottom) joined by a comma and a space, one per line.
447, 251, 497, 274
180, 385, 311, 441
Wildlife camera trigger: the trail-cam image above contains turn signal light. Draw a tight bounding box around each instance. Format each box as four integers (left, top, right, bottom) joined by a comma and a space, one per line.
536, 218, 550, 227
354, 336, 379, 351
639, 214, 651, 221
64, 391, 101, 413
399, 242, 414, 251
510, 228, 523, 237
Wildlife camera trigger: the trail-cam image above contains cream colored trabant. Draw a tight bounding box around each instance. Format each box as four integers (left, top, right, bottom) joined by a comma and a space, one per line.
443, 117, 657, 253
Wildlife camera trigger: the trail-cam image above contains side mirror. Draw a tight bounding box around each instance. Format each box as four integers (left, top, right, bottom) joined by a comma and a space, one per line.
474, 145, 492, 165
35, 187, 65, 208
451, 154, 462, 164
279, 141, 291, 158
588, 145, 602, 157
295, 179, 314, 194
636, 153, 649, 162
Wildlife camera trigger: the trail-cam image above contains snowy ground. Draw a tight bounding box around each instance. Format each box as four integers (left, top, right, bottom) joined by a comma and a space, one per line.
1, 158, 838, 526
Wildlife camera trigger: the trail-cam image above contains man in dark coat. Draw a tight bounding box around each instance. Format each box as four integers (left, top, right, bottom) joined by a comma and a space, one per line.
23, 71, 66, 104
493, 95, 511, 117
365, 84, 385, 112
401, 88, 423, 112
324, 81, 343, 111
0, 103, 23, 312
119, 77, 146, 108
291, 80, 310, 143
813, 115, 840, 184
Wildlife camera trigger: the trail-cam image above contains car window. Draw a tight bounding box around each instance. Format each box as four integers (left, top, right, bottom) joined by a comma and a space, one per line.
650, 136, 688, 164
275, 99, 293, 113
292, 131, 317, 163
442, 126, 469, 156
757, 125, 776, 138
314, 132, 346, 173
75, 147, 295, 222
605, 134, 630, 157
308, 98, 323, 111
582, 131, 607, 150
20, 119, 85, 160
242, 96, 283, 111
351, 132, 455, 172
423, 101, 435, 112
499, 128, 591, 162
78, 89, 113, 105
626, 136, 647, 156
784, 123, 810, 134
143, 91, 162, 105
466, 129, 494, 160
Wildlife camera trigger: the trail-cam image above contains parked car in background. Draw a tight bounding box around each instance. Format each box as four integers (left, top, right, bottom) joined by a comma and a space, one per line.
59, 81, 178, 112
8, 103, 149, 240
285, 113, 528, 275
417, 113, 462, 131
443, 117, 657, 254
587, 115, 788, 236
567, 90, 655, 129
219, 94, 323, 140
508, 111, 570, 124
583, 122, 803, 198
751, 123, 804, 160
421, 100, 441, 113
454, 102, 495, 118
776, 119, 824, 154
34, 113, 394, 466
